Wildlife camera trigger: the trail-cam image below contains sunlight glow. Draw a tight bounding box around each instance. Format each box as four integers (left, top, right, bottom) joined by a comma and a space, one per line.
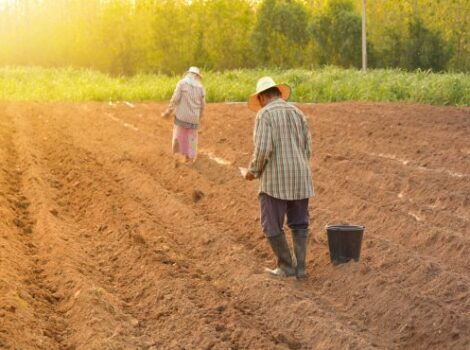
0, 0, 14, 11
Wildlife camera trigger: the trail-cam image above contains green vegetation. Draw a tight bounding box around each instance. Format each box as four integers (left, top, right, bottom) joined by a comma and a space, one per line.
1, 67, 468, 106
0, 1, 468, 105
0, 0, 468, 74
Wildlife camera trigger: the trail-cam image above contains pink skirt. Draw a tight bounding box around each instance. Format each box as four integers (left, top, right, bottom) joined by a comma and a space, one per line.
172, 125, 198, 159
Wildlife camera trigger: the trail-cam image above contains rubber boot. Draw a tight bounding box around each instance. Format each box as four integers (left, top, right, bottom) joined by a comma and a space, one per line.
292, 228, 309, 279
265, 232, 295, 277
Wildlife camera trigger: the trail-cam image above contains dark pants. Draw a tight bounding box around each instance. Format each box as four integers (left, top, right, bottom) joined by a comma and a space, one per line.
259, 193, 309, 237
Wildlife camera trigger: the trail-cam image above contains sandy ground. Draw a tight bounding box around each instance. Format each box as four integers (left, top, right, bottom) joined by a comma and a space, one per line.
0, 101, 469, 350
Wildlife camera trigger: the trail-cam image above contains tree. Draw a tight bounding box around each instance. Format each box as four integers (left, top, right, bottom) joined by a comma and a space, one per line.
309, 0, 363, 68
252, 0, 310, 67
405, 17, 452, 71
151, 0, 198, 74
193, 0, 256, 70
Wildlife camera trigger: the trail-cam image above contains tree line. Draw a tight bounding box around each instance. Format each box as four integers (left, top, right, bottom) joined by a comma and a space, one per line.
0, 0, 468, 75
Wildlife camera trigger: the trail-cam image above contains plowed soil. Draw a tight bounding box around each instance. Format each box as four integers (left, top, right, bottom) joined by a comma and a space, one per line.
0, 102, 469, 350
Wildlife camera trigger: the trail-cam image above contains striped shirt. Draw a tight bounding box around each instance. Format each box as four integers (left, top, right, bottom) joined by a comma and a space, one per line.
249, 98, 314, 200
168, 76, 206, 129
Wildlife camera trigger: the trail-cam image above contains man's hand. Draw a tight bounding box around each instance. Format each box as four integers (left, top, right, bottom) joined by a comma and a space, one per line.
161, 109, 170, 118
245, 171, 255, 181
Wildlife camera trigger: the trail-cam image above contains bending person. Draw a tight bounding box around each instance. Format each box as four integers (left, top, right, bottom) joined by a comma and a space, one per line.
162, 66, 205, 164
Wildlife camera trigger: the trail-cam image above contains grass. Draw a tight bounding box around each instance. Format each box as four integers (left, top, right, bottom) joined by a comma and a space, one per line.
0, 66, 469, 105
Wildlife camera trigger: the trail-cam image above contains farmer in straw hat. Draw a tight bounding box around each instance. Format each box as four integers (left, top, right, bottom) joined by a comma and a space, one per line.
244, 77, 314, 278
162, 66, 206, 164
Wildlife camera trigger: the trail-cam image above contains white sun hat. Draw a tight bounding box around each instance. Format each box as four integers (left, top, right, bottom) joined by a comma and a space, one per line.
248, 76, 291, 112
187, 66, 202, 77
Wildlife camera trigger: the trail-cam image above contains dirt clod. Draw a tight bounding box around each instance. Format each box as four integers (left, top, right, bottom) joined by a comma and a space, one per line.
192, 190, 204, 203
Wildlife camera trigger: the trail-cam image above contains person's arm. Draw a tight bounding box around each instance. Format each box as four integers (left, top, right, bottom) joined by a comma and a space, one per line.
297, 109, 312, 159
162, 81, 183, 117
247, 114, 272, 179
304, 116, 312, 159
200, 88, 206, 119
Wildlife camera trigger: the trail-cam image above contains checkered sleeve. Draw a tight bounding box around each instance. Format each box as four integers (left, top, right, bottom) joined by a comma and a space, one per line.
168, 81, 183, 112
200, 88, 206, 118
249, 114, 272, 178
304, 116, 312, 159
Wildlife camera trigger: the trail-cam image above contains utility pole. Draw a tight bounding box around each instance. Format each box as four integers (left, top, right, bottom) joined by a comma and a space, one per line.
362, 0, 367, 71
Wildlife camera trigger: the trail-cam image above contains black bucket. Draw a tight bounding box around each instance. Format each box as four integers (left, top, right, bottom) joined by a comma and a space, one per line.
326, 224, 365, 265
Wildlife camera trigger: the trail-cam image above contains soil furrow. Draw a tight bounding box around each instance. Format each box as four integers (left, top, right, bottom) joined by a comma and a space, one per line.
49, 103, 467, 349
39, 105, 383, 349
0, 108, 67, 350
1, 102, 468, 350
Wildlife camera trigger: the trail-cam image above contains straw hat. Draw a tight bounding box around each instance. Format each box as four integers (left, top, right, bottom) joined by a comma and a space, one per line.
187, 66, 202, 77
248, 76, 291, 112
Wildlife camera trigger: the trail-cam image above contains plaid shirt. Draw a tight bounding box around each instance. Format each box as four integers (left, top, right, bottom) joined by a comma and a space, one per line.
168, 77, 205, 129
249, 98, 314, 200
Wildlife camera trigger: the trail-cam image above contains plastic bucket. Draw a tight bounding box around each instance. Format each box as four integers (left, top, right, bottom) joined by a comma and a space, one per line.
326, 224, 365, 265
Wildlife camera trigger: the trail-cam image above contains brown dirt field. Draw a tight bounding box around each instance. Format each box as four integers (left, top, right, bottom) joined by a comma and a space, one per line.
0, 101, 469, 350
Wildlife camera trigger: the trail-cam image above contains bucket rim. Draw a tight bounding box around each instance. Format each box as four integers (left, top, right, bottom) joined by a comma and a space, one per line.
325, 224, 365, 231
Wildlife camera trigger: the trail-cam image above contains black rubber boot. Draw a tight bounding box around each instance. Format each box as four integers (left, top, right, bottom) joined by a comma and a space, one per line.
265, 232, 295, 277
292, 228, 309, 279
